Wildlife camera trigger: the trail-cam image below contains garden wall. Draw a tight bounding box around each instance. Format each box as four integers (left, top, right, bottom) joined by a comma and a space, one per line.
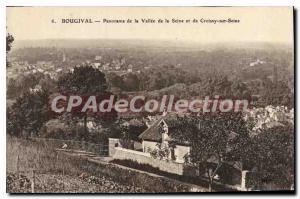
74, 155, 207, 192
113, 147, 184, 175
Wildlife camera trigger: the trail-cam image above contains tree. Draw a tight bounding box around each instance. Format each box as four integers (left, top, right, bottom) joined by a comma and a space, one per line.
231, 79, 251, 99
57, 64, 108, 94
246, 125, 294, 190
170, 112, 250, 191
6, 33, 14, 67
117, 119, 147, 149
38, 75, 57, 93
7, 72, 45, 99
107, 73, 124, 90
7, 90, 49, 137
123, 73, 140, 91
57, 65, 116, 134
259, 77, 293, 108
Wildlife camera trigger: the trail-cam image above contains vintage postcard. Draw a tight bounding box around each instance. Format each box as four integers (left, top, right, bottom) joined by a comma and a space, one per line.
6, 7, 294, 193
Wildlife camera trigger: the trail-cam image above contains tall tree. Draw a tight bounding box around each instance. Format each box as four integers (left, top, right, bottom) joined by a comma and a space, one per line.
170, 112, 250, 191
7, 90, 49, 137
246, 125, 294, 190
123, 73, 140, 91
57, 65, 116, 134
107, 73, 124, 90
6, 33, 14, 68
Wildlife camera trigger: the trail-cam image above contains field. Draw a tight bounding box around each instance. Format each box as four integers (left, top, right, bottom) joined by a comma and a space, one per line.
6, 136, 146, 193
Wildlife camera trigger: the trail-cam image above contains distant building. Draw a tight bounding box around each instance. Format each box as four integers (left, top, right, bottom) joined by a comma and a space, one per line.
95, 55, 102, 61
249, 59, 265, 67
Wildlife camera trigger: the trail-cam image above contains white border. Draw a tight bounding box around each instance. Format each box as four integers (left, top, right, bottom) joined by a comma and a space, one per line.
0, 0, 298, 6
0, 1, 297, 198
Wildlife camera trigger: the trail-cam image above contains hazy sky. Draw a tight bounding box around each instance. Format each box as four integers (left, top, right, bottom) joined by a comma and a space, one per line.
7, 7, 293, 44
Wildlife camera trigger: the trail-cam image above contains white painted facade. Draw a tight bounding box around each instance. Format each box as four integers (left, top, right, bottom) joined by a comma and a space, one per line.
142, 139, 190, 164
142, 140, 158, 153
174, 145, 190, 163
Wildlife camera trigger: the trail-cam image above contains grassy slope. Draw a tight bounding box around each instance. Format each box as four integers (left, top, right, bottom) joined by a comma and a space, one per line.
6, 136, 145, 193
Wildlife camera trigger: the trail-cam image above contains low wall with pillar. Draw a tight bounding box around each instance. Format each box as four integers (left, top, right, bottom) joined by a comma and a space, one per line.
108, 138, 251, 191
108, 138, 120, 157
113, 146, 185, 175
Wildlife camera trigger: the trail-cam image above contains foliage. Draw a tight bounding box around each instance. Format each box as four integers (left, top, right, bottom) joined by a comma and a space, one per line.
7, 90, 49, 137
167, 112, 294, 190
246, 125, 294, 189
118, 119, 146, 148
107, 65, 200, 92
259, 78, 293, 108
7, 72, 47, 99
107, 73, 124, 90
119, 131, 133, 149
6, 33, 14, 52
57, 64, 108, 95
169, 112, 250, 191
149, 143, 171, 160
57, 65, 117, 133
6, 33, 14, 67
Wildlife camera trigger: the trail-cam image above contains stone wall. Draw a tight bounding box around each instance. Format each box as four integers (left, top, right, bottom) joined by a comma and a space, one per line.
108, 138, 120, 157
133, 141, 143, 151
58, 151, 207, 192
86, 156, 206, 192
113, 147, 185, 175
109, 138, 245, 190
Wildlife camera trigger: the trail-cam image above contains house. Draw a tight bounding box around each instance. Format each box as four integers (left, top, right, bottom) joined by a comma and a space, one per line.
249, 59, 265, 67
108, 112, 249, 190
138, 112, 190, 163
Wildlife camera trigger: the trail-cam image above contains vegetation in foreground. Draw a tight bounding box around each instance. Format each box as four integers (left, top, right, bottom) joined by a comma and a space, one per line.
6, 136, 146, 193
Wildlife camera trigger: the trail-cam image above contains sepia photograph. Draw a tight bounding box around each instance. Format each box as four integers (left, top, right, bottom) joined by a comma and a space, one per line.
5, 7, 294, 193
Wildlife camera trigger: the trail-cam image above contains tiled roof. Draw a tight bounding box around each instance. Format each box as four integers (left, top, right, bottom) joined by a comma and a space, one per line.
138, 117, 165, 142
138, 113, 183, 142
